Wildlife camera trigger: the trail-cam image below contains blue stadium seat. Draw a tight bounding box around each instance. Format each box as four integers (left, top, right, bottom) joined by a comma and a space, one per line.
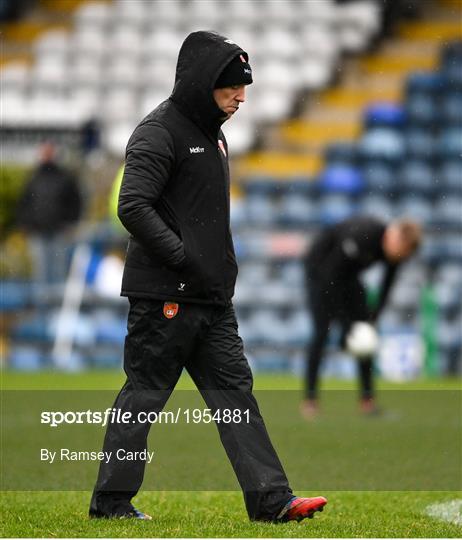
399, 160, 435, 197
441, 41, 462, 70
278, 193, 318, 225
47, 312, 96, 347
388, 282, 421, 310
434, 262, 462, 287
237, 262, 270, 286
433, 196, 462, 228
0, 282, 31, 312
319, 165, 365, 195
11, 316, 50, 342
443, 60, 462, 90
233, 232, 269, 259
406, 93, 437, 125
8, 346, 45, 371
248, 309, 288, 346
95, 317, 127, 345
365, 103, 406, 129
439, 160, 462, 193
362, 160, 399, 193
437, 317, 462, 351
405, 128, 436, 160
245, 194, 277, 225
406, 72, 448, 95
438, 129, 462, 158
440, 234, 462, 261
242, 176, 280, 195
284, 310, 312, 346
421, 237, 441, 262
434, 282, 462, 313
397, 195, 433, 223
359, 128, 405, 163
440, 92, 462, 126
230, 197, 247, 227
318, 195, 356, 224
278, 261, 304, 286
362, 161, 396, 195
285, 178, 318, 197
324, 142, 358, 166
360, 195, 394, 220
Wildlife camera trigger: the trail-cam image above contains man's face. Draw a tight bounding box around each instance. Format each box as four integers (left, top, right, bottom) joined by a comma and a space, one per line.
213, 85, 246, 119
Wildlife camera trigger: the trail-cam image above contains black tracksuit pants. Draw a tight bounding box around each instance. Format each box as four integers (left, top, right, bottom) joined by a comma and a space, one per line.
305, 272, 374, 401
90, 298, 293, 521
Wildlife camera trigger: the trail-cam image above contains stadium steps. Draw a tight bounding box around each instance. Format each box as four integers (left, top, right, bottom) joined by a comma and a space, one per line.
319, 87, 402, 109
279, 120, 361, 150
359, 53, 438, 75
1, 20, 47, 42
0, 21, 42, 67
399, 21, 462, 41
235, 153, 322, 179
40, 0, 98, 13
0, 53, 32, 68
438, 0, 462, 7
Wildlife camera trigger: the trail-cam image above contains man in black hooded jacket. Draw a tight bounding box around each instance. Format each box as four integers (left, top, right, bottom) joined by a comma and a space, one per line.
89, 31, 327, 523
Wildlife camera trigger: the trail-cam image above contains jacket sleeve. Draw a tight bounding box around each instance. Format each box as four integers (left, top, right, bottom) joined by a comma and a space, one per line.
118, 123, 186, 269
371, 263, 398, 321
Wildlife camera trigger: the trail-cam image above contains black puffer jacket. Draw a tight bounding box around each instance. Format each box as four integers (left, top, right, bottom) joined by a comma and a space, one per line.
118, 31, 251, 304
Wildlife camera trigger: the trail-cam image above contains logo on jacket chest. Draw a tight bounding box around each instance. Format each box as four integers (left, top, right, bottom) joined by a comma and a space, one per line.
190, 146, 205, 154
218, 139, 227, 157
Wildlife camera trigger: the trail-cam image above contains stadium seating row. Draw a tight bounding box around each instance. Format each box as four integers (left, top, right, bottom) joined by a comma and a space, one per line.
1, 0, 383, 154
230, 193, 462, 228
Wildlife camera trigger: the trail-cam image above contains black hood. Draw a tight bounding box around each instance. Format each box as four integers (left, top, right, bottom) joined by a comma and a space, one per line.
170, 31, 251, 137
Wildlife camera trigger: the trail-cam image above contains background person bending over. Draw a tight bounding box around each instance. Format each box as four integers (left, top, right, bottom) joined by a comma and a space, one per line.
302, 216, 422, 418
90, 31, 327, 524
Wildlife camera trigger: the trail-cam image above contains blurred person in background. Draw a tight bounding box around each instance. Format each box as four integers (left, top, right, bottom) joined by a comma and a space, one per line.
90, 31, 327, 524
0, 0, 35, 22
16, 142, 82, 285
302, 216, 422, 418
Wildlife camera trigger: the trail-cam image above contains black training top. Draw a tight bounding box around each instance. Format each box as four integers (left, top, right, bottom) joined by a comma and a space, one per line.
305, 216, 399, 318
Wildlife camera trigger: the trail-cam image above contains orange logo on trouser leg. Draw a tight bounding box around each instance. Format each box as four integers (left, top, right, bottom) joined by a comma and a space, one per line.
163, 302, 179, 319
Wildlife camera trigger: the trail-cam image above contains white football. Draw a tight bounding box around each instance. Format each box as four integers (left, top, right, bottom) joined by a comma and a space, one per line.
346, 322, 379, 359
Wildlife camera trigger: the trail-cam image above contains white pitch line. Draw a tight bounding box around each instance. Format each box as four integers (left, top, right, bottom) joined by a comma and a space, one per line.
425, 499, 462, 527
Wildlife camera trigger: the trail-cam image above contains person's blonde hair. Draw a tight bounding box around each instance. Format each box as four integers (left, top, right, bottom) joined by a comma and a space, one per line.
393, 219, 422, 253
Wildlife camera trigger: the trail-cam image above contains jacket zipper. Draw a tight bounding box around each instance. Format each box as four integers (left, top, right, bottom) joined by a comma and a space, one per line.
216, 142, 232, 298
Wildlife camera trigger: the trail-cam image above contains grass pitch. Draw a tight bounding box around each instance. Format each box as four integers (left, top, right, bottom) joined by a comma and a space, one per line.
1, 371, 461, 538
2, 490, 461, 538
